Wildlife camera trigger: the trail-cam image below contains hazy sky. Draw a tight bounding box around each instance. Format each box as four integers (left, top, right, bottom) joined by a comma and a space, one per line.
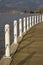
0, 0, 43, 10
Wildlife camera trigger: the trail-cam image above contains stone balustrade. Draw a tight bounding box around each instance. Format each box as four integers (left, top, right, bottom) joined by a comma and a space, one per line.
5, 14, 43, 58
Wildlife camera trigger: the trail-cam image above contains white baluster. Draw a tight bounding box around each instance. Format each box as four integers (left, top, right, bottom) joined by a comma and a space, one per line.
40, 15, 41, 22
27, 17, 29, 31
38, 15, 40, 23
29, 16, 31, 28
35, 16, 36, 24
19, 18, 22, 37
5, 24, 10, 57
37, 15, 39, 24
23, 17, 26, 33
42, 14, 43, 22
32, 16, 34, 26
14, 20, 17, 44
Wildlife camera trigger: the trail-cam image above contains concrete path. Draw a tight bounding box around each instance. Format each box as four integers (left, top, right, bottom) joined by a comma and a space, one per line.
0, 43, 18, 65
10, 22, 43, 65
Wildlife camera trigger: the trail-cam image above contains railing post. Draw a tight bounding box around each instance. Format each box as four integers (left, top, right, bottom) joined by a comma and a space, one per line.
5, 24, 10, 57
37, 15, 39, 24
29, 16, 31, 28
40, 15, 41, 22
38, 15, 40, 23
14, 20, 17, 44
19, 18, 22, 37
23, 17, 26, 33
42, 14, 43, 22
27, 17, 29, 31
32, 16, 34, 26
35, 16, 36, 24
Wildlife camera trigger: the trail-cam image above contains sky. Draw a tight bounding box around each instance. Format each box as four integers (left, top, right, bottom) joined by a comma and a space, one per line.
0, 0, 43, 11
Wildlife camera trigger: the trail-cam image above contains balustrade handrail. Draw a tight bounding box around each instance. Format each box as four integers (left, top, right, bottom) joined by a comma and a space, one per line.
5, 14, 43, 58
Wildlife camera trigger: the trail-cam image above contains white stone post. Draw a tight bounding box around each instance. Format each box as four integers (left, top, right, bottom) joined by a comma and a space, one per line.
32, 16, 34, 26
38, 15, 39, 23
37, 16, 39, 24
23, 17, 26, 33
27, 17, 29, 31
35, 16, 36, 24
42, 14, 43, 22
14, 20, 17, 44
40, 15, 41, 22
29, 16, 31, 28
38, 15, 40, 23
19, 18, 22, 37
5, 24, 10, 57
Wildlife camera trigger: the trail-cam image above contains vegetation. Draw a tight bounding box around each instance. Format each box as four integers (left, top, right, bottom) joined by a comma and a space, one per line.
24, 9, 43, 14
0, 8, 43, 14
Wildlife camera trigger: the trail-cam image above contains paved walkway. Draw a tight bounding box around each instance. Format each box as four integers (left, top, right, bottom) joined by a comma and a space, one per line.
10, 22, 43, 65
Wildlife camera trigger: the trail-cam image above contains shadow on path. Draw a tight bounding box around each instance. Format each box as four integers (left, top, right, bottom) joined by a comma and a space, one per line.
17, 40, 35, 53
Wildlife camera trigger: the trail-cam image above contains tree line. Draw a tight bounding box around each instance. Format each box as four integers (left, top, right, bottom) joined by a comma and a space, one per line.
23, 9, 43, 14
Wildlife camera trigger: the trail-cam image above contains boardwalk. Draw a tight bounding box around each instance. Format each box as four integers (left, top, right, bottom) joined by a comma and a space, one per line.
10, 22, 43, 65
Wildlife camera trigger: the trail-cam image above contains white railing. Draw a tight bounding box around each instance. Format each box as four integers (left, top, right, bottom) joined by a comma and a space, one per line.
5, 14, 43, 58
